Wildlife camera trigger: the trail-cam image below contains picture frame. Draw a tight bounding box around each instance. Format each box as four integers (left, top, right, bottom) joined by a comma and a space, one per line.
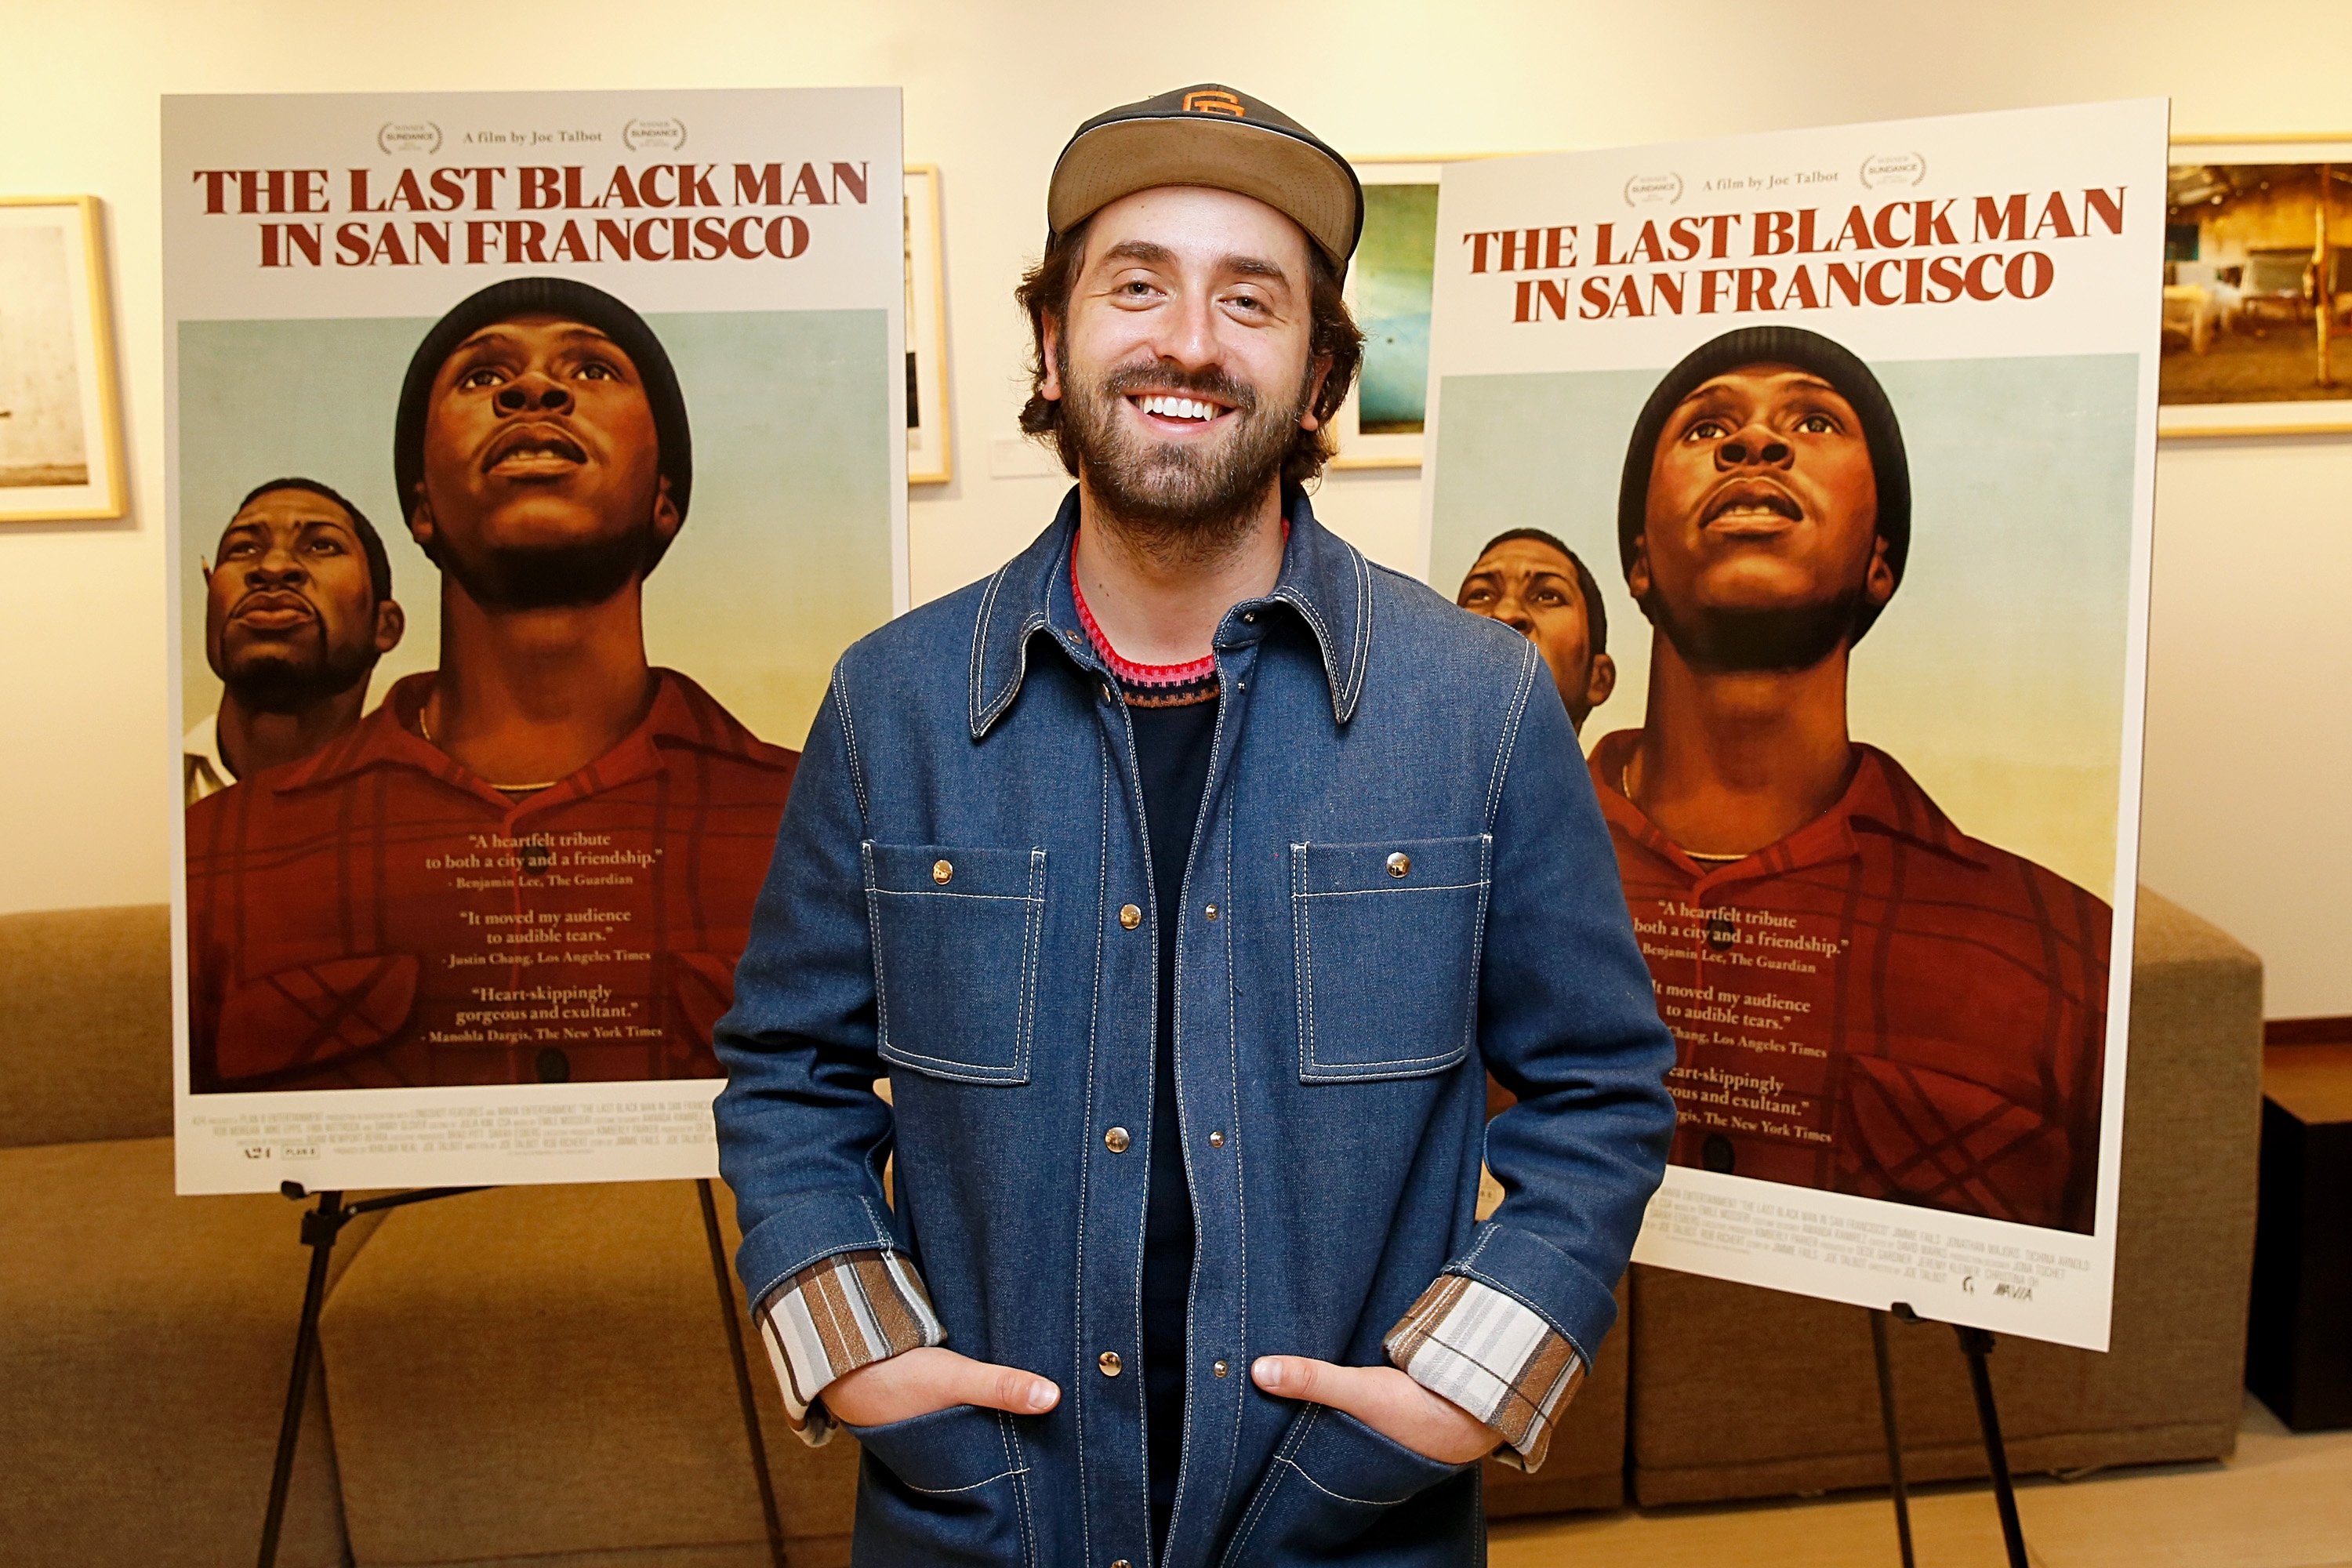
2159, 136, 2352, 439
0, 195, 126, 521
1331, 159, 1448, 470
905, 164, 953, 485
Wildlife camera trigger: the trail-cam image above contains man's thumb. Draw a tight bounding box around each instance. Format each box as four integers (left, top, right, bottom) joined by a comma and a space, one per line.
956, 1358, 1062, 1415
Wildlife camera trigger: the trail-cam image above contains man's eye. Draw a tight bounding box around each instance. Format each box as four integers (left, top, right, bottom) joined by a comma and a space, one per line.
1795, 413, 1838, 434
457, 367, 504, 390
576, 362, 619, 381
223, 542, 256, 558
1227, 293, 1265, 313
1686, 417, 1730, 441
307, 539, 346, 554
1461, 587, 1493, 604
1534, 590, 1564, 605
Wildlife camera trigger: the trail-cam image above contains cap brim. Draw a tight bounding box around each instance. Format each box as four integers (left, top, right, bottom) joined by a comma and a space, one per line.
1049, 117, 1358, 268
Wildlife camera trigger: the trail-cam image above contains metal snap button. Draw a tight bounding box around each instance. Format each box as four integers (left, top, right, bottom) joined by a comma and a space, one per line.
1113, 1560, 1134, 1568
1119, 904, 1142, 930
1243, 612, 1255, 622
1064, 628, 1081, 644
1386, 852, 1410, 878
931, 859, 953, 885
1208, 1131, 1225, 1148
1105, 1126, 1131, 1153
1098, 1351, 1123, 1377
1204, 903, 1220, 921
1212, 1359, 1229, 1378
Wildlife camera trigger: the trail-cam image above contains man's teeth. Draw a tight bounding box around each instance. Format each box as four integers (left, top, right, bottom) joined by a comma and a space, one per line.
1137, 394, 1218, 422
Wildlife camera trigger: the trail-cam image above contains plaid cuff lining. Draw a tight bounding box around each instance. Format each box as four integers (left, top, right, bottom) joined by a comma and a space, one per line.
1385, 1274, 1586, 1472
754, 1247, 946, 1447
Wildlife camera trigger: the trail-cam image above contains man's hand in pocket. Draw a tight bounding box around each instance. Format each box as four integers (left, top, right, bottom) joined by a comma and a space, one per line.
1251, 1356, 1500, 1465
823, 1346, 1062, 1428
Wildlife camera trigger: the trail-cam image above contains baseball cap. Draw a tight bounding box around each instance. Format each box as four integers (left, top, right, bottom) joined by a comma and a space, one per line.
1047, 84, 1363, 268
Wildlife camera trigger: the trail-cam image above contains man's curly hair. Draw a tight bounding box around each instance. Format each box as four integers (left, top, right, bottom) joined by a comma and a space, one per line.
1014, 216, 1364, 488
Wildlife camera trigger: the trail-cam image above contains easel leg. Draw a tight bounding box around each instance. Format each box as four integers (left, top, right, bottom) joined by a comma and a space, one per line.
1955, 1326, 2029, 1568
1869, 1309, 1917, 1568
699, 1177, 788, 1568
256, 1182, 487, 1568
257, 1189, 342, 1568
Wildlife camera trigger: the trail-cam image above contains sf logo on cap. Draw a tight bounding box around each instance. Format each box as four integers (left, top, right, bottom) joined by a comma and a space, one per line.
1181, 89, 1245, 118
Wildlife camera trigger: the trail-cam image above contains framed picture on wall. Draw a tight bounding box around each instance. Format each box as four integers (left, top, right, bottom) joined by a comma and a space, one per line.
2161, 136, 2352, 437
906, 164, 953, 484
1332, 159, 1447, 469
0, 195, 126, 521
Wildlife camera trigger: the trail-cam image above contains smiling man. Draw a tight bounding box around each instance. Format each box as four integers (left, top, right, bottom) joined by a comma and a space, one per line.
184, 278, 797, 1093
714, 87, 1674, 1568
187, 477, 403, 803
1455, 528, 1616, 731
1592, 325, 2110, 1234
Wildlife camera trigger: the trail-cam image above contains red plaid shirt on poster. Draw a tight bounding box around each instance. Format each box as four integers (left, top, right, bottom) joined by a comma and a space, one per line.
1585, 730, 2109, 1235
186, 669, 797, 1093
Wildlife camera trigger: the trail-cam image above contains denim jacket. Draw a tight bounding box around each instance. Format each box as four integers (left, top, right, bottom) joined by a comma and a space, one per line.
716, 490, 1675, 1567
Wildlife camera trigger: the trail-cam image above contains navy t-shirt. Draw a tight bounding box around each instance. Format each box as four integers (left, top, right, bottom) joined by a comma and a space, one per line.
1127, 695, 1215, 1562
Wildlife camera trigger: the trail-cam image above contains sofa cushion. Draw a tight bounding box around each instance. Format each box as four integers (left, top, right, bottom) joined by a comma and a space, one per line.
0, 1135, 361, 1566
0, 904, 173, 1148
320, 1177, 860, 1568
1626, 887, 2264, 1504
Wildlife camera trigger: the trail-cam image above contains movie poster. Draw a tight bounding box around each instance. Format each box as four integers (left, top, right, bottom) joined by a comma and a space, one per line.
1424, 100, 2165, 1349
166, 90, 906, 1194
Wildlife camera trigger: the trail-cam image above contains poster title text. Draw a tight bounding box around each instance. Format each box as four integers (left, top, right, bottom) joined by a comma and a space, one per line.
189, 162, 872, 269
1465, 189, 2127, 321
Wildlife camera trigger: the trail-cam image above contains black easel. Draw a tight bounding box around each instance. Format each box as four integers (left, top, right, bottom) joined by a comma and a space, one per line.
1875, 1301, 2031, 1568
256, 1179, 789, 1568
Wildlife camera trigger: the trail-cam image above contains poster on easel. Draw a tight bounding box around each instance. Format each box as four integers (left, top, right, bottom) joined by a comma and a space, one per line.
1424, 100, 2166, 1350
166, 89, 906, 1195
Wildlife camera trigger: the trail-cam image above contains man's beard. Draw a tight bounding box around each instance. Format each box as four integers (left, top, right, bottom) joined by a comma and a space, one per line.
437, 523, 653, 613
1645, 587, 1865, 673
1060, 347, 1308, 565
223, 633, 376, 715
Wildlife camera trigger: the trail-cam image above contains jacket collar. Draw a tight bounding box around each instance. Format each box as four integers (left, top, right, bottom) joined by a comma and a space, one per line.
1586, 730, 1989, 886
274, 666, 790, 808
969, 485, 1374, 739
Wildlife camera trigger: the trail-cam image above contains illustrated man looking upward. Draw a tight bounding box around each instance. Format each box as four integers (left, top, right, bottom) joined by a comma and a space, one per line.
185, 278, 795, 1093
187, 477, 403, 803
1455, 526, 1616, 731
1592, 325, 2109, 1233
715, 86, 1674, 1568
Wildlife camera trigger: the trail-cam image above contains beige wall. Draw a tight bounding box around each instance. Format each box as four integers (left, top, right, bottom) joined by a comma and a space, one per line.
2, 0, 2343, 1014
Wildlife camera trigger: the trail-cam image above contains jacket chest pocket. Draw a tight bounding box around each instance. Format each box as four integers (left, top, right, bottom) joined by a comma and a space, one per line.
863, 842, 1045, 1086
1291, 833, 1490, 1083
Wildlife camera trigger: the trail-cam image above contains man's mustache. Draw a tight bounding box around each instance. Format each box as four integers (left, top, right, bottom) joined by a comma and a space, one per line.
481, 419, 590, 472
1097, 361, 1259, 415
228, 586, 318, 622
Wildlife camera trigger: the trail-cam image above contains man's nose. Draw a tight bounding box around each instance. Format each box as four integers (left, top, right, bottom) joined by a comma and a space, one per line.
1151, 289, 1222, 372
1496, 593, 1535, 633
1715, 423, 1791, 470
248, 546, 307, 583
494, 374, 572, 416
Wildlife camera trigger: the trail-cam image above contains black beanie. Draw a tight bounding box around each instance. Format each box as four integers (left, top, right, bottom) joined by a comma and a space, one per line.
1616, 325, 1908, 642
393, 277, 692, 556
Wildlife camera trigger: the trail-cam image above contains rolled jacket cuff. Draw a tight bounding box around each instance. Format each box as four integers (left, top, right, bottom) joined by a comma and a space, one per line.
754, 1247, 947, 1446
1384, 1274, 1586, 1472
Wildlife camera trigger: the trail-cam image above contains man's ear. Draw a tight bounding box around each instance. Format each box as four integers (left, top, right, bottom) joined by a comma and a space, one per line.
652, 475, 683, 551
1039, 312, 1065, 403
407, 488, 436, 556
1584, 652, 1618, 711
199, 557, 212, 586
1625, 536, 1652, 602
1864, 534, 1896, 608
1298, 353, 1336, 432
374, 597, 406, 657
